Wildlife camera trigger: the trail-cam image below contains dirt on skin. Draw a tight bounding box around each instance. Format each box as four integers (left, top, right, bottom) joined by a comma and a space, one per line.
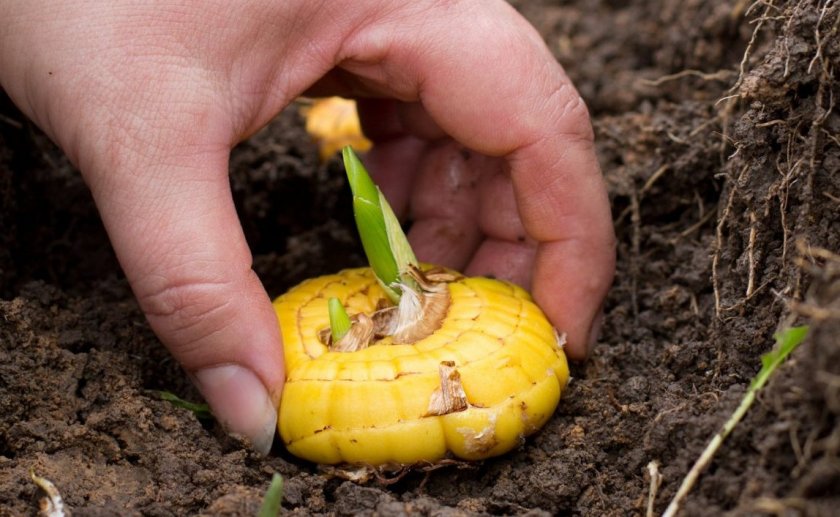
1, 0, 838, 515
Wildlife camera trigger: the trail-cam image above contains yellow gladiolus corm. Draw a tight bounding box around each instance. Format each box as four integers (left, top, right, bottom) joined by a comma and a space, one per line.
273, 266, 569, 465
273, 146, 569, 466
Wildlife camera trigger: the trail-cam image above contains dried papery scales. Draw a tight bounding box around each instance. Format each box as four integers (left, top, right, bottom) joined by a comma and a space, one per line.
274, 266, 569, 466
319, 266, 455, 352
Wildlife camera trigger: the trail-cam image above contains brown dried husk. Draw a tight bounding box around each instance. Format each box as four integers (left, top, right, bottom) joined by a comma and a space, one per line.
320, 266, 459, 350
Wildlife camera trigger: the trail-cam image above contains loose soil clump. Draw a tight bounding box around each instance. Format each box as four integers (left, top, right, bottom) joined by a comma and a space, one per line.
1, 0, 838, 515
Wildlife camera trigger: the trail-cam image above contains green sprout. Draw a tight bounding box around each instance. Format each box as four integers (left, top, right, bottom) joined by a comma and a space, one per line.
343, 146, 418, 302
328, 297, 352, 342
257, 473, 284, 517
155, 390, 212, 419
662, 325, 809, 517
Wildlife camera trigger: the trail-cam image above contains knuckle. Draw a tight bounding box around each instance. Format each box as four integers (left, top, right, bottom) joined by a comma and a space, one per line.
138, 277, 236, 345
547, 82, 594, 143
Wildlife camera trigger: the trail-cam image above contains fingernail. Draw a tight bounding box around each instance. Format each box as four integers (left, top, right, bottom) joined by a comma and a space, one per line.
587, 311, 604, 353
193, 364, 277, 455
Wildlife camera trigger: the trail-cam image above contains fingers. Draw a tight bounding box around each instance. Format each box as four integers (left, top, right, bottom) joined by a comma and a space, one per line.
355, 99, 439, 219
477, 167, 528, 244
507, 126, 615, 360
338, 0, 615, 358
85, 134, 283, 455
466, 240, 536, 288
405, 142, 485, 270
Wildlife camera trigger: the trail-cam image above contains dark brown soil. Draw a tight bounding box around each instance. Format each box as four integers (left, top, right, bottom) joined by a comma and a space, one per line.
2, 1, 839, 515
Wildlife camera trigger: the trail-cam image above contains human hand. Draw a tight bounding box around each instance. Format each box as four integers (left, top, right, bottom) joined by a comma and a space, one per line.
0, 0, 614, 454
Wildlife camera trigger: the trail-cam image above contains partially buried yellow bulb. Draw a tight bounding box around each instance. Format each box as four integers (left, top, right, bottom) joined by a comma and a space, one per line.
303, 97, 372, 162
273, 265, 569, 466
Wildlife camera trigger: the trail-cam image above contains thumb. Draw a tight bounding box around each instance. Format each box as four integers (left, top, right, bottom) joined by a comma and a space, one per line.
86, 139, 283, 455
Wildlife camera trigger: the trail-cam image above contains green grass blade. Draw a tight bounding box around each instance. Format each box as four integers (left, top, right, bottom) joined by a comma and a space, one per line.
328, 297, 352, 342
155, 391, 212, 419
751, 325, 810, 390
663, 324, 809, 517
258, 473, 284, 517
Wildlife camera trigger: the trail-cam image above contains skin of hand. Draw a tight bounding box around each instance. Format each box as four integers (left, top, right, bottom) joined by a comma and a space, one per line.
0, 0, 615, 454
